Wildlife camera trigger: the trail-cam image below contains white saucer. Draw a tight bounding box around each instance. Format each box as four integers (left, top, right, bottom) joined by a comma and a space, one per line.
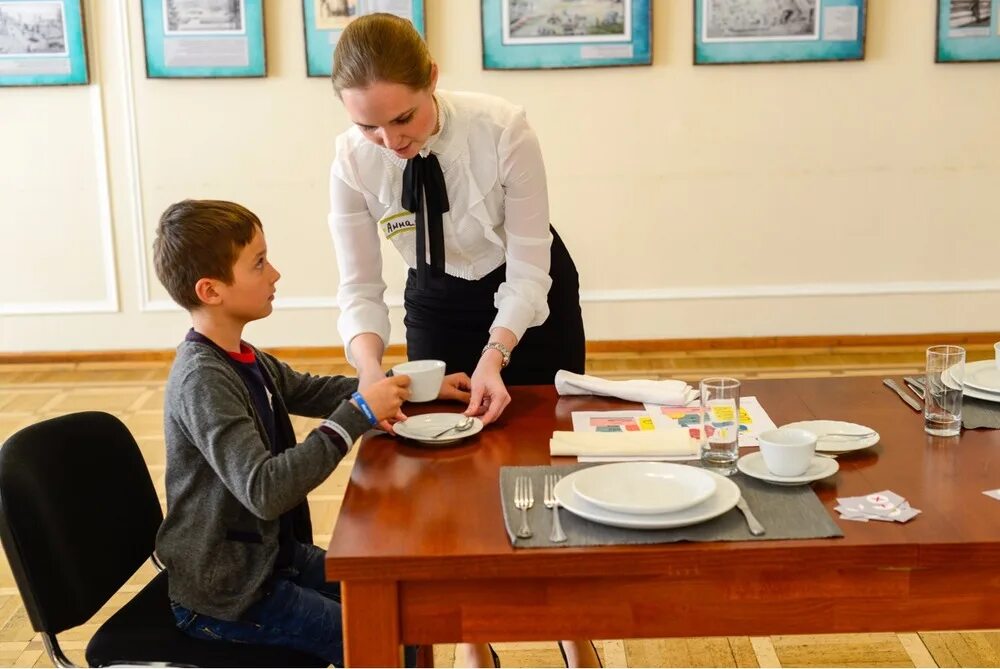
737, 451, 839, 486
779, 420, 879, 453
943, 365, 1000, 403
394, 413, 483, 445
554, 468, 739, 530
570, 462, 717, 515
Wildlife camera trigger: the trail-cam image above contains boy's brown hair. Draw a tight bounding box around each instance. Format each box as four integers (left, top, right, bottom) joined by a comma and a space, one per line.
153, 199, 262, 311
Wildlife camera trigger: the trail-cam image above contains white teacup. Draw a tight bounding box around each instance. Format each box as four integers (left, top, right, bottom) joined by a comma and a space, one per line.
391, 359, 445, 403
758, 428, 817, 477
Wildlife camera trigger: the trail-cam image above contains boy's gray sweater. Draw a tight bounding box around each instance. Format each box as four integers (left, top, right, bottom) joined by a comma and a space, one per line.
155, 340, 370, 621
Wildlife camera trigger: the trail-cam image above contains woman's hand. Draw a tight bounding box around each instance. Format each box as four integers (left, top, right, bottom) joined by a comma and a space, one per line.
355, 374, 409, 433
464, 351, 511, 425
438, 372, 472, 404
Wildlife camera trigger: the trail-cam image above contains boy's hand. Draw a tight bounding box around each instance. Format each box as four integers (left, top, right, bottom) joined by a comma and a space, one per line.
353, 375, 411, 430
438, 372, 472, 403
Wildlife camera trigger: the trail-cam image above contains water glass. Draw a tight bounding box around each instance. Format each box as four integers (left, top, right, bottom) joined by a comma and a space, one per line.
699, 377, 741, 471
924, 345, 965, 437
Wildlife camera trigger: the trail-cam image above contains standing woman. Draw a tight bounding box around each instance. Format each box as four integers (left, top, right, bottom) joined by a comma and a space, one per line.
327, 12, 586, 430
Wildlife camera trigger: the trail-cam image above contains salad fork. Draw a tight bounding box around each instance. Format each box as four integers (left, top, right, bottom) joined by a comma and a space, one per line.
543, 474, 567, 543
513, 476, 534, 539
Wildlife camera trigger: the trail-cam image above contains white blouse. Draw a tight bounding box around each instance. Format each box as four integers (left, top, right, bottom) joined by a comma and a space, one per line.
327, 90, 553, 361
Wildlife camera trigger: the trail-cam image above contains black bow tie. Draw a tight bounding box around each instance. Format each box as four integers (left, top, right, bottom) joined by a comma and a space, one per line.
401, 153, 450, 289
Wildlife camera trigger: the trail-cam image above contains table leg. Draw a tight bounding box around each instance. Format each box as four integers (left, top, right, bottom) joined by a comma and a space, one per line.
342, 580, 403, 667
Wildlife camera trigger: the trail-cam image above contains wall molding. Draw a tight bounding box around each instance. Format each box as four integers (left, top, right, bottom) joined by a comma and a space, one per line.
3, 1, 119, 317
117, 0, 152, 314
143, 279, 1000, 314
4, 332, 997, 364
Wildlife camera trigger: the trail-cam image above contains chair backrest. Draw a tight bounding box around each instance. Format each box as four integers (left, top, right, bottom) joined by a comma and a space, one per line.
0, 411, 163, 634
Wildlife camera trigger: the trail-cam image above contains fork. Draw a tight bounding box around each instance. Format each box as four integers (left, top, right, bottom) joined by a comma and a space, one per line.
543, 474, 567, 543
514, 476, 534, 539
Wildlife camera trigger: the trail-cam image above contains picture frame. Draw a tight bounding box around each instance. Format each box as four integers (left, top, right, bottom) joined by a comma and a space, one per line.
140, 0, 266, 78
0, 0, 89, 87
936, 0, 1000, 63
302, 0, 426, 78
481, 0, 652, 70
694, 0, 867, 65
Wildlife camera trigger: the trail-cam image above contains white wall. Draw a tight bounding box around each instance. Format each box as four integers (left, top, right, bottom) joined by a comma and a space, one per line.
2, 0, 999, 353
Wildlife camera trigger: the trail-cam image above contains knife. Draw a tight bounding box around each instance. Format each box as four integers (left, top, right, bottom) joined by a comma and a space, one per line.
903, 376, 926, 400
735, 496, 766, 536
882, 378, 922, 412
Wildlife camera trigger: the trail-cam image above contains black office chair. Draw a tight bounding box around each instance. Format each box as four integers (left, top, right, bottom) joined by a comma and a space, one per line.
0, 411, 327, 667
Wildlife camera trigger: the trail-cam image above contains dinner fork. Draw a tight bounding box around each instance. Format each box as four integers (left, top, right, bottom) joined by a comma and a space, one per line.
514, 476, 534, 539
543, 474, 567, 543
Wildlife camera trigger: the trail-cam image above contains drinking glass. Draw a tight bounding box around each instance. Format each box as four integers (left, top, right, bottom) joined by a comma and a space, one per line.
700, 377, 741, 472
925, 345, 965, 437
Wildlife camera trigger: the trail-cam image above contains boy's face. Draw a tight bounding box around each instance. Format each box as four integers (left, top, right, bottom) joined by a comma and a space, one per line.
214, 226, 280, 322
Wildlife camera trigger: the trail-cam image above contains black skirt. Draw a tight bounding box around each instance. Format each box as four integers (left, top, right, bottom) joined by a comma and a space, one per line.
403, 227, 585, 386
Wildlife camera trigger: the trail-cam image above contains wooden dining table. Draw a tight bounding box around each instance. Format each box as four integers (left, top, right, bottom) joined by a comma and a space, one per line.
325, 377, 1000, 667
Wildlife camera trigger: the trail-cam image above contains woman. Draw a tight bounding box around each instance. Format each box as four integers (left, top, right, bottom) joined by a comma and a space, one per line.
327, 12, 585, 428
327, 12, 595, 669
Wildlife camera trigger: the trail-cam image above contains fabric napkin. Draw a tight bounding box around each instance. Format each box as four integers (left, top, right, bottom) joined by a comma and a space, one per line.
549, 430, 698, 458
555, 370, 697, 405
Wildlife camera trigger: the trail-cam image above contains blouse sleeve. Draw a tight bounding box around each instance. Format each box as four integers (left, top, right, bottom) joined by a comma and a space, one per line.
490, 111, 554, 341
327, 157, 390, 366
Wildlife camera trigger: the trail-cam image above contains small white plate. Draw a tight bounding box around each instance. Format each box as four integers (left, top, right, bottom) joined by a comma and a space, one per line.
737, 451, 839, 486
554, 468, 740, 530
570, 462, 717, 515
394, 413, 483, 445
942, 365, 1000, 403
957, 360, 1000, 394
779, 420, 879, 453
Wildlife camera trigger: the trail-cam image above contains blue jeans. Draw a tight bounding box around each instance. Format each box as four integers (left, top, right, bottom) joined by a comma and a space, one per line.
172, 543, 346, 665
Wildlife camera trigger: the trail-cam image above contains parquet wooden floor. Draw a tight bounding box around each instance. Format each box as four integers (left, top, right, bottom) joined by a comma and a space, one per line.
0, 342, 996, 668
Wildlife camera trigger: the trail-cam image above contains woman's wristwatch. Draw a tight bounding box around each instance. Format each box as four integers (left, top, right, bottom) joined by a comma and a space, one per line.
481, 341, 511, 368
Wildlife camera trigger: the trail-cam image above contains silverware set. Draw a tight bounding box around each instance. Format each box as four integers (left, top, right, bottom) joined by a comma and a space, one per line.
514, 474, 568, 543
882, 378, 923, 411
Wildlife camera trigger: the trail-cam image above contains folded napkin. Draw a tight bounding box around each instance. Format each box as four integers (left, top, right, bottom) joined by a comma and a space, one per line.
555, 370, 697, 406
550, 430, 698, 458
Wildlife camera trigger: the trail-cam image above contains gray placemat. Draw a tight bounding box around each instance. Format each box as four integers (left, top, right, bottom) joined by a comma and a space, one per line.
963, 397, 1000, 430
499, 463, 843, 548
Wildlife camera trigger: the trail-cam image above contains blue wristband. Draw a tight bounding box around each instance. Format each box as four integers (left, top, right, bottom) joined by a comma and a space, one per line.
351, 391, 378, 426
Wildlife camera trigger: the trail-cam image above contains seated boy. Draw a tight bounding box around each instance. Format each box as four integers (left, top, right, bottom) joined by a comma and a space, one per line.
152, 199, 470, 665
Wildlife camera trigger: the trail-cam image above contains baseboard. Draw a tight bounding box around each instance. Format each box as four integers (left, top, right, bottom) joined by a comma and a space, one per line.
2, 333, 997, 364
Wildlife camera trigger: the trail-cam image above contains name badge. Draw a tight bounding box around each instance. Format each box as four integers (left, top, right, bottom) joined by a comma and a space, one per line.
379, 211, 415, 240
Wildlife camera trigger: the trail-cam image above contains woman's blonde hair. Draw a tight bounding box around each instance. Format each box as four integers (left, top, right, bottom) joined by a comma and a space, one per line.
331, 13, 433, 97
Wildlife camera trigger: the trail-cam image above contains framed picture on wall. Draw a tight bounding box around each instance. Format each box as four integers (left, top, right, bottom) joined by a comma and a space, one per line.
481, 0, 652, 70
694, 0, 867, 65
0, 0, 89, 87
140, 0, 266, 78
302, 0, 426, 77
936, 0, 1000, 62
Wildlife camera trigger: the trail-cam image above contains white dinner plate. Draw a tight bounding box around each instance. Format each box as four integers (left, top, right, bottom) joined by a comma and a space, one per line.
394, 413, 483, 445
957, 360, 1000, 394
554, 468, 739, 530
779, 420, 879, 453
736, 451, 839, 486
570, 462, 717, 515
942, 365, 1000, 403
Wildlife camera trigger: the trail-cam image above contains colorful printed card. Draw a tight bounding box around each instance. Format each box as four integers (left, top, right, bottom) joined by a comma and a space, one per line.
570, 410, 659, 433
642, 396, 777, 447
